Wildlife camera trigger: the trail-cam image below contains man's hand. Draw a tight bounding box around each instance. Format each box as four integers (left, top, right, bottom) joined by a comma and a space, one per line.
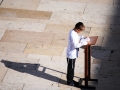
87, 41, 91, 45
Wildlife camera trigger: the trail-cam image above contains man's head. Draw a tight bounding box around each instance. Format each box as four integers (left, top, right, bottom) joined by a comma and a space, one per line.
74, 22, 85, 33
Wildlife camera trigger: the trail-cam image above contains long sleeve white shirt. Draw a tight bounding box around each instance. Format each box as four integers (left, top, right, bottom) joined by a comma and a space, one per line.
66, 30, 89, 59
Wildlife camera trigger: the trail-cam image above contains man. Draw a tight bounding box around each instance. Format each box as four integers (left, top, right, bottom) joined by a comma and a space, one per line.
66, 22, 90, 87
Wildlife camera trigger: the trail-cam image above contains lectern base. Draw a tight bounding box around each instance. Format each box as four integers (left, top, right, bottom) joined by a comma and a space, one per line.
79, 78, 98, 89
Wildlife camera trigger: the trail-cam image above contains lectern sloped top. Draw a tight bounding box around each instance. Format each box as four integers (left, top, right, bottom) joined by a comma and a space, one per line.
89, 36, 98, 45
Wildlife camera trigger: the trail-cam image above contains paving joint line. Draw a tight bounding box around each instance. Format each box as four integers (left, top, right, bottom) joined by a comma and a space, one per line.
22, 84, 25, 90
0, 0, 4, 5
1, 68, 8, 82
83, 3, 87, 14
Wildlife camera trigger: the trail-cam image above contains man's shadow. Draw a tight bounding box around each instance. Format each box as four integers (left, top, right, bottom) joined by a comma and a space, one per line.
1, 60, 67, 85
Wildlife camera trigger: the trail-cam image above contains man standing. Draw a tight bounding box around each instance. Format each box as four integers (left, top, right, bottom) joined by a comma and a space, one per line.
66, 22, 90, 87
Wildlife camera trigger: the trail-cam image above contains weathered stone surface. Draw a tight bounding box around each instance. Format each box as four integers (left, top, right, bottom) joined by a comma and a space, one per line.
91, 63, 101, 75
24, 44, 64, 56
38, 59, 67, 74
27, 54, 52, 60
84, 3, 120, 16
61, 47, 67, 56
96, 83, 120, 90
89, 28, 109, 37
0, 29, 6, 40
102, 35, 120, 50
99, 61, 120, 77
23, 84, 60, 90
0, 68, 8, 82
0, 7, 52, 20
41, 0, 114, 4
91, 49, 111, 60
51, 34, 68, 47
44, 24, 73, 34
37, 1, 86, 12
1, 30, 54, 45
39, 20, 61, 24
2, 69, 27, 83
52, 56, 66, 62
5, 53, 27, 58
0, 82, 23, 90
6, 22, 46, 32
110, 51, 120, 61
0, 16, 17, 21
114, 0, 120, 5
0, 42, 26, 53
1, 0, 41, 10
16, 18, 39, 23
0, 51, 6, 57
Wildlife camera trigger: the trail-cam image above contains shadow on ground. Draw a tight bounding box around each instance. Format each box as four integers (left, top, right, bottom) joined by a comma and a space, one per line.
1, 59, 96, 90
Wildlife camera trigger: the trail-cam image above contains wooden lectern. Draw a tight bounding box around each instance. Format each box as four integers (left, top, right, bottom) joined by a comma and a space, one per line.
79, 36, 98, 89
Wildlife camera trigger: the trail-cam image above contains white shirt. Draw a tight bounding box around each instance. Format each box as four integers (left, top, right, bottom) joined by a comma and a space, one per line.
66, 30, 90, 59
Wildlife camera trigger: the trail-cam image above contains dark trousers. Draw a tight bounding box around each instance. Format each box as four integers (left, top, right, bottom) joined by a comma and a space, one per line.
67, 58, 76, 84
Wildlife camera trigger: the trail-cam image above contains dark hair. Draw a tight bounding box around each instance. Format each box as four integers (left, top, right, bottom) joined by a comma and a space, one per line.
74, 22, 85, 30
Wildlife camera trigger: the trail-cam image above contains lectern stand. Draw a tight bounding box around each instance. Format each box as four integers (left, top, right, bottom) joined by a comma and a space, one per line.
79, 36, 98, 89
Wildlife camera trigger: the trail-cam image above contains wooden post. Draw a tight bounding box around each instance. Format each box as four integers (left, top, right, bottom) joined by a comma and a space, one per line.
79, 36, 98, 89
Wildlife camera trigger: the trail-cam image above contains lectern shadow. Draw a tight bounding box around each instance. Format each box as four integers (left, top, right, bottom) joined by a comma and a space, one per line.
1, 60, 95, 89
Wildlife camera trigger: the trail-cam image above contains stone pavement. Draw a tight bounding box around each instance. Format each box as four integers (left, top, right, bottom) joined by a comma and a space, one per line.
0, 0, 120, 90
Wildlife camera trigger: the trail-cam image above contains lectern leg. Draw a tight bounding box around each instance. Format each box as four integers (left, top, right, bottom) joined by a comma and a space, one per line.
79, 45, 97, 89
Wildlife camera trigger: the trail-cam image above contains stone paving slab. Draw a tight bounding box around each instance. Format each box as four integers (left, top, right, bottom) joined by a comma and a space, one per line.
91, 49, 111, 60
37, 1, 86, 12
60, 20, 111, 29
114, 0, 120, 5
0, 42, 26, 53
0, 57, 40, 68
84, 3, 120, 16
0, 7, 52, 20
0, 0, 41, 10
27, 54, 52, 60
2, 69, 27, 84
52, 56, 66, 63
24, 44, 64, 56
0, 29, 6, 40
102, 35, 120, 50
38, 60, 67, 70
0, 51, 6, 57
50, 12, 107, 25
110, 51, 120, 61
5, 53, 27, 59
91, 63, 101, 75
7, 22, 46, 32
96, 83, 120, 90
23, 84, 60, 90
89, 27, 109, 37
0, 68, 7, 82
51, 33, 68, 47
44, 24, 73, 34
41, 0, 114, 5
16, 18, 39, 23
1, 30, 54, 45
0, 82, 23, 90
39, 20, 61, 24
0, 16, 17, 21
50, 12, 82, 22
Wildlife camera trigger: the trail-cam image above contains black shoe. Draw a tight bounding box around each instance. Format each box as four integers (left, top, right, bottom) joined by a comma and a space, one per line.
67, 81, 74, 86
73, 80, 79, 87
